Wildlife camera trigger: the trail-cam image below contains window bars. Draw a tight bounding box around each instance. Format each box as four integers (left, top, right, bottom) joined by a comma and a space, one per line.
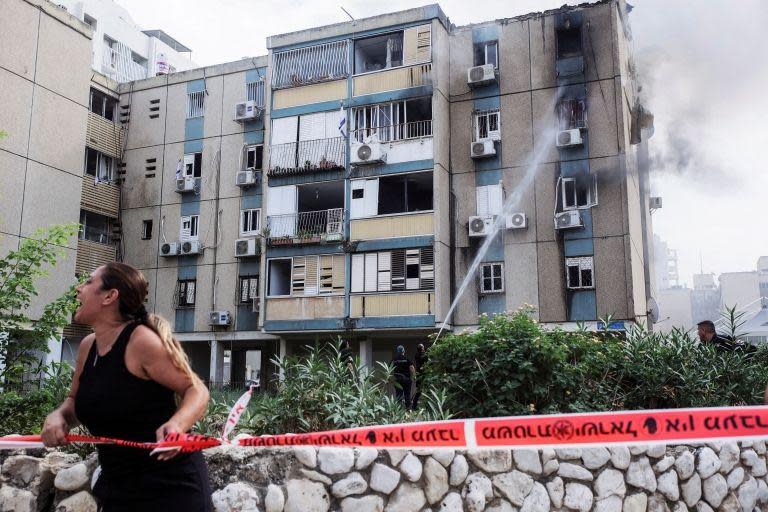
186, 91, 205, 119
272, 40, 350, 89
246, 79, 265, 107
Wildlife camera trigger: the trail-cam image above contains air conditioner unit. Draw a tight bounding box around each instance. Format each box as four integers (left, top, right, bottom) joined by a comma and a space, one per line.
556, 129, 584, 148
468, 215, 494, 237
208, 310, 232, 326
649, 196, 663, 210
235, 238, 259, 258
470, 140, 496, 159
350, 142, 386, 166
234, 101, 261, 122
467, 64, 497, 87
176, 177, 196, 193
554, 210, 583, 230
160, 242, 179, 257
180, 240, 202, 255
506, 212, 527, 230
236, 170, 258, 187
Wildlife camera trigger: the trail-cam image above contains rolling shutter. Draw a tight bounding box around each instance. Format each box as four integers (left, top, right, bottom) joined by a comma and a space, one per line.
364, 253, 378, 292
304, 256, 318, 296
351, 254, 365, 293
404, 24, 432, 64
419, 247, 434, 289
291, 257, 306, 295
391, 249, 405, 290
405, 249, 420, 290
377, 251, 392, 292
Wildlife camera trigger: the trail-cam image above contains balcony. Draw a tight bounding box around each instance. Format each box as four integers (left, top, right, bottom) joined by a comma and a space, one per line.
101, 46, 147, 83
75, 239, 116, 277
272, 40, 350, 90
353, 63, 432, 96
266, 208, 344, 246
351, 120, 432, 144
268, 137, 346, 177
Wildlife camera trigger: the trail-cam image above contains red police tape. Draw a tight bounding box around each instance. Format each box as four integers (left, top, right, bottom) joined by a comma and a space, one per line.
3, 405, 768, 452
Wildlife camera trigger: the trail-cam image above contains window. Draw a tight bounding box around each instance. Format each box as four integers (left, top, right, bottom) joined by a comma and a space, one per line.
84, 148, 114, 182
350, 171, 433, 219
182, 152, 202, 178
79, 210, 111, 244
244, 145, 263, 171
177, 279, 196, 308
186, 91, 205, 119
557, 99, 587, 130
352, 98, 432, 142
474, 41, 498, 68
480, 263, 504, 293
272, 40, 350, 89
239, 275, 259, 304
180, 215, 199, 241
141, 220, 153, 240
566, 257, 594, 290
354, 32, 404, 73
89, 89, 116, 120
560, 175, 598, 210
83, 13, 96, 29
476, 183, 505, 216
267, 255, 344, 297
240, 209, 261, 236
557, 27, 582, 59
246, 79, 265, 107
474, 109, 500, 142
351, 247, 434, 293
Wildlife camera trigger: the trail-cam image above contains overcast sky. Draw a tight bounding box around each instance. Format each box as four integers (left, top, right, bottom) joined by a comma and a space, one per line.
121, 0, 768, 287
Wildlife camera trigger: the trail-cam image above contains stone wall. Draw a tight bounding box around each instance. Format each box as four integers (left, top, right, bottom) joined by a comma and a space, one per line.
2, 442, 768, 511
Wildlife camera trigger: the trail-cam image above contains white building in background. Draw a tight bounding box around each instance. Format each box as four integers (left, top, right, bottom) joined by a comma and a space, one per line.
57, 0, 196, 82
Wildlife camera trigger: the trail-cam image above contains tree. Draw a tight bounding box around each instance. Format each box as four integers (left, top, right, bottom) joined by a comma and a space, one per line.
0, 224, 80, 388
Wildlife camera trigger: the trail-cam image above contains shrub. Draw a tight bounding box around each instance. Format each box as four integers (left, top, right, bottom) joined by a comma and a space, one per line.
0, 362, 73, 436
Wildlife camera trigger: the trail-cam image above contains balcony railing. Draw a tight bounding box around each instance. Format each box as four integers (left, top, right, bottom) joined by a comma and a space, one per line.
351, 120, 432, 144
268, 137, 346, 177
101, 46, 147, 83
266, 208, 344, 244
272, 40, 350, 89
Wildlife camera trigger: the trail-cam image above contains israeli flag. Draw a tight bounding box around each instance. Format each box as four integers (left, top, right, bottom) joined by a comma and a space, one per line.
175, 158, 183, 180
338, 105, 347, 138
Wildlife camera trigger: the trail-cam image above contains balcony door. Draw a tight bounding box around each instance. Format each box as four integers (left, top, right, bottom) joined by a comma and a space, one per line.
267, 185, 297, 237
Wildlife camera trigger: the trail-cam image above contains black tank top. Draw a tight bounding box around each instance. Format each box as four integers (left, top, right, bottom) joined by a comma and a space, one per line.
75, 322, 186, 476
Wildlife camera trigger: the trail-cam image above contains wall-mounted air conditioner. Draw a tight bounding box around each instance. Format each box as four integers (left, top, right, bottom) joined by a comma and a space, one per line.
234, 101, 261, 122
209, 310, 231, 326
554, 210, 583, 230
350, 142, 386, 166
176, 177, 197, 193
556, 129, 583, 148
468, 215, 495, 237
235, 238, 259, 258
649, 197, 663, 210
180, 240, 202, 255
506, 212, 527, 230
160, 242, 179, 257
470, 140, 496, 159
236, 170, 258, 187
467, 64, 497, 87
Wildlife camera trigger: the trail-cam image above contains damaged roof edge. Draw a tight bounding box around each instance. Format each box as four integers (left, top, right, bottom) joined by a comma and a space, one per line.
454, 0, 617, 29
267, 4, 449, 50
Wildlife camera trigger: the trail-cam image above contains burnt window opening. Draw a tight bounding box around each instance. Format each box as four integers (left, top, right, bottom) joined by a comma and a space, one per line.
557, 27, 583, 59
84, 147, 114, 181
560, 175, 598, 210
79, 210, 112, 244
141, 219, 153, 240
245, 145, 263, 171
177, 279, 196, 308
557, 99, 587, 131
480, 262, 504, 293
565, 257, 594, 290
377, 171, 433, 215
183, 152, 203, 178
267, 259, 292, 297
89, 88, 117, 120
296, 181, 344, 213
354, 32, 404, 73
473, 41, 498, 68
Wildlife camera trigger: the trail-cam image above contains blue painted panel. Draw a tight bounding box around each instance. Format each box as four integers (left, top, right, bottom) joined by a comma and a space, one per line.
271, 99, 344, 119
264, 318, 342, 332
353, 159, 434, 178
558, 84, 587, 101
474, 169, 502, 186
186, 79, 206, 93
243, 130, 264, 145
349, 86, 433, 107
236, 306, 259, 331
559, 159, 589, 178
180, 200, 200, 216
183, 137, 203, 155
174, 308, 195, 332
473, 95, 500, 112
478, 293, 505, 316
239, 260, 261, 274
354, 315, 435, 329
472, 25, 499, 44
268, 169, 345, 187
475, 147, 501, 172
244, 117, 265, 131
569, 290, 597, 321
471, 84, 501, 101
245, 68, 267, 82
564, 208, 593, 240
355, 235, 433, 252
177, 264, 197, 280
480, 234, 505, 262
597, 320, 627, 331
241, 193, 262, 210
564, 237, 594, 257
267, 245, 345, 258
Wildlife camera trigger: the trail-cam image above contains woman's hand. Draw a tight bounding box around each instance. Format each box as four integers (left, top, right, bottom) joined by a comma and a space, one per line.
41, 410, 70, 447
154, 419, 184, 461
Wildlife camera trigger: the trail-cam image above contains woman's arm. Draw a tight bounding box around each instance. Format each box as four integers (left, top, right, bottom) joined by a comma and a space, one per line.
41, 334, 94, 446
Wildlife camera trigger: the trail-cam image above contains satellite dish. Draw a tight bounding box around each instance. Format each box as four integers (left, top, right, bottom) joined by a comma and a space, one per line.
647, 297, 660, 323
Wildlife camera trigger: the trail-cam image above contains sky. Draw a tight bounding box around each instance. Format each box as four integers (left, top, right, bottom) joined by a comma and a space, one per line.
120, 0, 768, 287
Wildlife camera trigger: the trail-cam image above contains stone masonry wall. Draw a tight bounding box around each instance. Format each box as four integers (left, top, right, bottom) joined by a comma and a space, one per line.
2, 442, 768, 511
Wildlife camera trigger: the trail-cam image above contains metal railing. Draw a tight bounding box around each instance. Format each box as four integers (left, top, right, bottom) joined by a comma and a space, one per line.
272, 40, 350, 89
186, 91, 205, 119
351, 120, 432, 143
246, 80, 265, 107
268, 137, 346, 176
266, 208, 344, 242
101, 46, 147, 83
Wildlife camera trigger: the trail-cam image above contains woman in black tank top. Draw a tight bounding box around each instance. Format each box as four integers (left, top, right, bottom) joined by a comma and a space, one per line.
41, 263, 212, 511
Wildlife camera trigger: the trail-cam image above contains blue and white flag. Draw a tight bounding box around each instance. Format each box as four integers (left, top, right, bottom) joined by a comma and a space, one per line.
338, 105, 347, 138
175, 158, 183, 180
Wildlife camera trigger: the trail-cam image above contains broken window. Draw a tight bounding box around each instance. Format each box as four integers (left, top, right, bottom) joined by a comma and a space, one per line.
79, 210, 111, 244
355, 32, 404, 73
474, 109, 501, 141
557, 99, 587, 130
560, 175, 598, 210
141, 220, 153, 240
177, 279, 196, 307
267, 256, 344, 297
557, 27, 582, 59
240, 209, 261, 236
84, 148, 114, 182
350, 171, 433, 218
244, 145, 263, 171
183, 152, 202, 178
351, 247, 434, 293
267, 259, 292, 296
239, 275, 259, 304
180, 215, 199, 241
272, 40, 350, 89
480, 262, 504, 293
89, 88, 117, 120
352, 98, 432, 142
565, 257, 594, 290
474, 41, 498, 68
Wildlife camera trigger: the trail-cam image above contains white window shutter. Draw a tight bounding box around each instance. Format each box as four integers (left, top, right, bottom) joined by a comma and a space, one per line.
363, 179, 379, 217
324, 110, 338, 139
186, 282, 195, 304
489, 183, 504, 215
364, 253, 378, 292
377, 251, 391, 292
351, 254, 365, 293
299, 112, 325, 141
271, 116, 298, 144
350, 180, 366, 219
476, 186, 490, 216
180, 216, 191, 241
183, 154, 195, 177
268, 185, 296, 237
304, 256, 318, 296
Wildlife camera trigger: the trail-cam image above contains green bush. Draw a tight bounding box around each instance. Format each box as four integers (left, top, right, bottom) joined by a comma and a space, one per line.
0, 362, 73, 436
424, 311, 768, 418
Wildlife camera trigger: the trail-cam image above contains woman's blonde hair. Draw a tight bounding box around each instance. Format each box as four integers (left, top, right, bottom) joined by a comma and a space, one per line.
99, 262, 203, 388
